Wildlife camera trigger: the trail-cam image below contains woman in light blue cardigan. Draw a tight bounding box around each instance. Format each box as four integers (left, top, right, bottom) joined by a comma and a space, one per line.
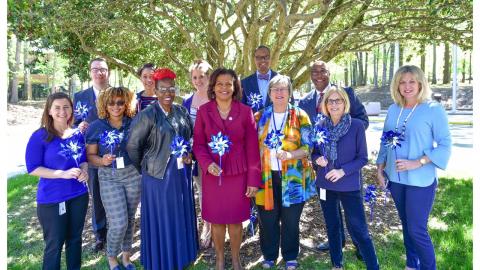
376, 65, 451, 270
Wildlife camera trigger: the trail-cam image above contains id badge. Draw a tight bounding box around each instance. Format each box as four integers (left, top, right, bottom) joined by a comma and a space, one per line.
319, 188, 326, 201
177, 157, 184, 169
59, 201, 66, 215
116, 157, 125, 169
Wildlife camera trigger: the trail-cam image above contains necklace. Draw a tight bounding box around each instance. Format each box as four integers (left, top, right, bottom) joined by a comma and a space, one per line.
272, 110, 287, 134
395, 103, 418, 139
217, 106, 231, 115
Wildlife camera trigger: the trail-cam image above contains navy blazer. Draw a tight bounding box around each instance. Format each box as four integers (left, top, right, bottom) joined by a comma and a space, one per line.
73, 87, 99, 126
298, 86, 369, 129
241, 70, 278, 113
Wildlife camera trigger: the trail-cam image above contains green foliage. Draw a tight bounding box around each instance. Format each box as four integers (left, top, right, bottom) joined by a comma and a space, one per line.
8, 1, 473, 88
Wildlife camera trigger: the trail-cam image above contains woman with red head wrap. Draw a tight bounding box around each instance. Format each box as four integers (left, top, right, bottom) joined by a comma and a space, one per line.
127, 67, 198, 270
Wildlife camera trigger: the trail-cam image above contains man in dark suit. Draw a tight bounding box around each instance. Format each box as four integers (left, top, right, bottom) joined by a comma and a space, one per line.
241, 45, 278, 113
299, 60, 368, 260
73, 58, 110, 252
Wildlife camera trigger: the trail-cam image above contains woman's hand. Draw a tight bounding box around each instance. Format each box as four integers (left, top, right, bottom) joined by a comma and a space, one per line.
77, 168, 89, 183
245, 186, 258, 198
315, 156, 328, 167
207, 162, 222, 176
377, 170, 387, 189
182, 153, 192, 165
101, 154, 116, 166
62, 168, 82, 179
325, 169, 345, 182
276, 149, 293, 161
395, 159, 422, 172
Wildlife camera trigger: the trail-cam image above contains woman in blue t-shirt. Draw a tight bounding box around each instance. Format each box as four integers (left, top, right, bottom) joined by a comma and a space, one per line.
25, 92, 89, 270
86, 87, 141, 270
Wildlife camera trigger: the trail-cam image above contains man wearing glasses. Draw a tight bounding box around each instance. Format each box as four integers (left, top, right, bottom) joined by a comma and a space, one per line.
299, 60, 368, 261
73, 57, 110, 253
241, 45, 278, 113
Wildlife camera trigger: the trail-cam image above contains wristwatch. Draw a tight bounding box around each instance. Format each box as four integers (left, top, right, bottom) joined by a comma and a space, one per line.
419, 157, 427, 166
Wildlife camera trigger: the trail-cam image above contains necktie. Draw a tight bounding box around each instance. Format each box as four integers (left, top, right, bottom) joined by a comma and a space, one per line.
316, 92, 324, 113
258, 73, 269, 80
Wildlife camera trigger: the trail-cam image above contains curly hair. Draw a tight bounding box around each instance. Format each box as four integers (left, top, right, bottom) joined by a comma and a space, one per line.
97, 87, 136, 119
207, 68, 242, 101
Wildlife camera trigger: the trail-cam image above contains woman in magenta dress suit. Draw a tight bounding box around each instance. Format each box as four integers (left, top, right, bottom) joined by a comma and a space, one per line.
193, 68, 262, 270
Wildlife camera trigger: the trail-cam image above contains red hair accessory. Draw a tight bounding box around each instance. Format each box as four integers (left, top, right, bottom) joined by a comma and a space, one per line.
153, 68, 176, 81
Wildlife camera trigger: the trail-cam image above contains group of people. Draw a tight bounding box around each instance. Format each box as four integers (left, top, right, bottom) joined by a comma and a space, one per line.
25, 45, 451, 270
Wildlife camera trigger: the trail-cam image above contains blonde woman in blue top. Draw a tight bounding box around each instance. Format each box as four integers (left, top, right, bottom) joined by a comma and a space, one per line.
376, 65, 451, 270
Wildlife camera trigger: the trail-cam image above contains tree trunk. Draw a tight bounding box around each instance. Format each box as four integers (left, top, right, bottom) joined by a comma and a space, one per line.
357, 52, 364, 86
373, 47, 378, 88
468, 51, 472, 84
382, 44, 388, 87
364, 52, 369, 85
351, 60, 357, 86
51, 52, 58, 94
461, 54, 466, 83
24, 41, 32, 100
118, 69, 124, 86
420, 43, 426, 72
344, 67, 348, 87
432, 43, 437, 84
399, 44, 404, 67
10, 38, 21, 104
442, 43, 450, 84
388, 43, 395, 84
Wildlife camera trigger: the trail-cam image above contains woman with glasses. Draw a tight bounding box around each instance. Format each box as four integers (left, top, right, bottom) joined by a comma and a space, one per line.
85, 87, 141, 270
193, 68, 261, 270
254, 75, 315, 270
182, 59, 214, 249
312, 86, 379, 270
136, 63, 157, 112
127, 68, 198, 270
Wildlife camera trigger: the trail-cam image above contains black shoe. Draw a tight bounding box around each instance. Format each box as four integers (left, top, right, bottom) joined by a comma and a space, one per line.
93, 241, 104, 253
315, 241, 346, 252
354, 247, 364, 261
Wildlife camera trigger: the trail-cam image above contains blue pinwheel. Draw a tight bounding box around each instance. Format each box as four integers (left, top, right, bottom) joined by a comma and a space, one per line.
60, 136, 85, 168
208, 131, 232, 186
364, 184, 377, 222
264, 129, 284, 172
74, 101, 90, 123
381, 130, 404, 181
247, 93, 263, 111
248, 206, 257, 237
310, 125, 330, 173
314, 113, 327, 124
99, 129, 123, 173
171, 136, 191, 158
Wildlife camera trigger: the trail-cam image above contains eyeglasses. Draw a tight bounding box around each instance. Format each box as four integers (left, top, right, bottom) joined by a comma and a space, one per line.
107, 100, 126, 107
255, 55, 270, 61
91, 68, 108, 74
157, 87, 177, 94
327, 98, 344, 105
271, 87, 289, 93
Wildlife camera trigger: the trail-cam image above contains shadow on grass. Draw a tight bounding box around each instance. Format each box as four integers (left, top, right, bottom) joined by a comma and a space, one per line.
7, 174, 472, 269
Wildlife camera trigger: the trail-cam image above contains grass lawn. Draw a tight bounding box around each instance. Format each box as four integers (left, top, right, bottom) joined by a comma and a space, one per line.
8, 174, 472, 269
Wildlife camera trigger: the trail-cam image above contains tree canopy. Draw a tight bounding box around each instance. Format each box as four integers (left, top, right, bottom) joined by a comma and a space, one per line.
8, 0, 473, 88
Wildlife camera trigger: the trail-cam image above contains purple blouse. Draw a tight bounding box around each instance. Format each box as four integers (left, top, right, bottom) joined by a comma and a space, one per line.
25, 128, 88, 204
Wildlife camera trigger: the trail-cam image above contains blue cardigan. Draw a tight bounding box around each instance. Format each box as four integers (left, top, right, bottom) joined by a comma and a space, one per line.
312, 118, 368, 192
376, 102, 451, 187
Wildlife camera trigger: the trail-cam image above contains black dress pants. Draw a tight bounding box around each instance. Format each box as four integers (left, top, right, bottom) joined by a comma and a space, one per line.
37, 193, 89, 270
258, 171, 305, 261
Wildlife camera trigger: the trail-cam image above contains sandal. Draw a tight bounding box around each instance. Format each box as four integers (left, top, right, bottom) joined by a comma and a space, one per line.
286, 260, 299, 270
261, 260, 275, 269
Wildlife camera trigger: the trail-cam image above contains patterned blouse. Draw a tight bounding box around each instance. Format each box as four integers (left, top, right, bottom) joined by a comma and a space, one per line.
254, 104, 316, 210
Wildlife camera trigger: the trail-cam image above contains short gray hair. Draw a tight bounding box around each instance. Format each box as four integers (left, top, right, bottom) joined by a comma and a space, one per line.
268, 74, 292, 98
